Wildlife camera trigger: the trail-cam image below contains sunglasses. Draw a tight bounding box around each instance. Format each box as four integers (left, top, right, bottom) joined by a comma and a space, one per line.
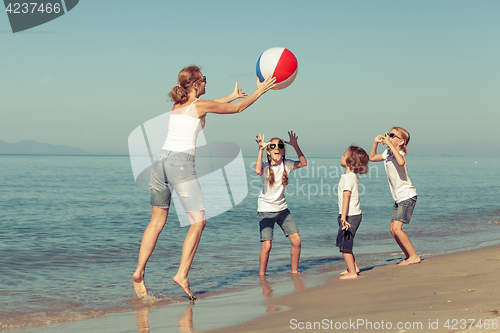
388, 132, 403, 141
200, 76, 206, 83
268, 143, 285, 150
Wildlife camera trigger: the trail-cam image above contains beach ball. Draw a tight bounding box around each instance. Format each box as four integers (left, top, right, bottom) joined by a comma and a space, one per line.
256, 47, 298, 90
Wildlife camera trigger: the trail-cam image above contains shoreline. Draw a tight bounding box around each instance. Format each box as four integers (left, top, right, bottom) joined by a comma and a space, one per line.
7, 244, 500, 333
208, 244, 500, 333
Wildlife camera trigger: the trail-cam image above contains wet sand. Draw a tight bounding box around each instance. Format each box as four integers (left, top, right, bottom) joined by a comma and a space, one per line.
11, 244, 500, 333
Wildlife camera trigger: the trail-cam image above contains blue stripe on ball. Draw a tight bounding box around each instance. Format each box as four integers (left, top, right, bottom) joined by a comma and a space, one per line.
256, 54, 265, 82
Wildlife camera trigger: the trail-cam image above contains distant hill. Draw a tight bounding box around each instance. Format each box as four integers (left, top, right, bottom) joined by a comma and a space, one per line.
0, 140, 88, 155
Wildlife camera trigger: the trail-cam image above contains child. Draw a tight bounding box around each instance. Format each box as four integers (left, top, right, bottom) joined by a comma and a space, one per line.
254, 131, 307, 276
336, 146, 369, 279
369, 127, 420, 265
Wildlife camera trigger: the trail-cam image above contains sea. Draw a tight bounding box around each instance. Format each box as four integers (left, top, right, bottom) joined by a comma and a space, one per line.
1, 154, 499, 331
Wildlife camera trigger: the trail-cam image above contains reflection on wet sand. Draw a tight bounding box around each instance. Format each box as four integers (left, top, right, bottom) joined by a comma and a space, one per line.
177, 301, 197, 333
135, 301, 197, 333
260, 274, 305, 314
135, 275, 305, 332
259, 276, 278, 314
259, 276, 273, 298
136, 307, 150, 333
291, 274, 306, 291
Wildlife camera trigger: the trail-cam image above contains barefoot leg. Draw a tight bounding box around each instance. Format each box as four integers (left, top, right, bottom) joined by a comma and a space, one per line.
173, 211, 206, 299
340, 262, 359, 275
390, 220, 420, 265
133, 207, 169, 296
390, 220, 410, 259
340, 252, 358, 279
289, 233, 301, 274
259, 241, 272, 276
390, 221, 410, 259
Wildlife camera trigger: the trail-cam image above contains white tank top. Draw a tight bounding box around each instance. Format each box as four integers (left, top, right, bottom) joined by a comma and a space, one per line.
162, 99, 204, 155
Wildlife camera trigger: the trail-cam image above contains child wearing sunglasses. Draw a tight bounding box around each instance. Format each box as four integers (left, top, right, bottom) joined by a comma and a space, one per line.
369, 127, 420, 265
254, 131, 307, 276
336, 146, 369, 279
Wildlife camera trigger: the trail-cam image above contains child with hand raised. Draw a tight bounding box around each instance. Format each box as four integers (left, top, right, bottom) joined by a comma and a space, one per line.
254, 131, 307, 276
369, 127, 420, 265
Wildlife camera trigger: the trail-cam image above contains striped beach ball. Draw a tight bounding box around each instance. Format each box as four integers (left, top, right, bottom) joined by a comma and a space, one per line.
256, 47, 298, 90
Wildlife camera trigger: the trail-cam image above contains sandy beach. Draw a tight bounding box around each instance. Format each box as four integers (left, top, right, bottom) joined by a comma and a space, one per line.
12, 244, 499, 333
208, 244, 500, 333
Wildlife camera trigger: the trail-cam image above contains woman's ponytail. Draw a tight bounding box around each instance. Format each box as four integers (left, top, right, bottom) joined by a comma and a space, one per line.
168, 65, 203, 104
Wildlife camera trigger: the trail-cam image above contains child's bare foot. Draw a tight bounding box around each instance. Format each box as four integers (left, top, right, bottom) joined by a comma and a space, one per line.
173, 275, 196, 300
398, 255, 421, 265
291, 271, 302, 275
132, 271, 147, 296
339, 272, 358, 280
340, 267, 360, 275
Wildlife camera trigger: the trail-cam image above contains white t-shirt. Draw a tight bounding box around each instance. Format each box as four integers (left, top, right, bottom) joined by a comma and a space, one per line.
382, 149, 417, 203
257, 159, 296, 212
337, 172, 361, 216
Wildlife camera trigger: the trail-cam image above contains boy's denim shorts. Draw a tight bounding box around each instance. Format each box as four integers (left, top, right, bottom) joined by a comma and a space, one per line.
391, 195, 417, 224
258, 208, 299, 242
149, 149, 205, 213
336, 214, 362, 253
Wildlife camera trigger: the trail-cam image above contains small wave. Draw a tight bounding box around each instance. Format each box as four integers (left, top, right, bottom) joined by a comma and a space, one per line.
126, 294, 177, 306
0, 309, 101, 330
0, 295, 177, 331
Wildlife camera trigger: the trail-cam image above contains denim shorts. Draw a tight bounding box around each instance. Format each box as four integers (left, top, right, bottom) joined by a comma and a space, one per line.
258, 208, 299, 242
391, 196, 417, 224
336, 214, 362, 253
149, 149, 205, 213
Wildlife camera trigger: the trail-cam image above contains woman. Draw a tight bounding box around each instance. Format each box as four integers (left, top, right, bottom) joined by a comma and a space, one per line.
132, 65, 276, 300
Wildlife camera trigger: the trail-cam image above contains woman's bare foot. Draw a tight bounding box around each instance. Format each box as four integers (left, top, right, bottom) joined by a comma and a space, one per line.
339, 272, 358, 280
173, 275, 196, 300
398, 255, 421, 265
133, 271, 147, 296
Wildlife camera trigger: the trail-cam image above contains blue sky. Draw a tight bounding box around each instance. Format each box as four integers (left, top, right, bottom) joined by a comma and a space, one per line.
1, 0, 499, 156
